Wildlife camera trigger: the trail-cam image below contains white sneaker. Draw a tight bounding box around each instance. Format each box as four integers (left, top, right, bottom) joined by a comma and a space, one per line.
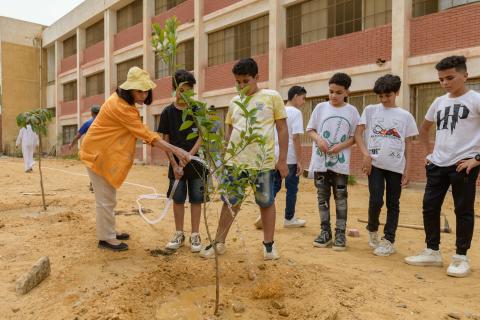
254, 215, 263, 229
199, 242, 226, 259
165, 231, 185, 250
263, 243, 280, 260
368, 231, 380, 249
190, 233, 202, 253
447, 254, 471, 278
373, 238, 395, 256
284, 217, 306, 228
404, 248, 443, 266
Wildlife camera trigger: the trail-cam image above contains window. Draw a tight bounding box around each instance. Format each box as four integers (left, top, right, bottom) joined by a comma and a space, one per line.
439, 0, 480, 10
62, 125, 78, 145
117, 0, 143, 33
86, 72, 105, 97
47, 107, 56, 118
208, 15, 269, 66
286, 0, 391, 48
86, 19, 104, 47
63, 81, 77, 102
410, 79, 480, 130
47, 46, 55, 84
117, 56, 143, 86
300, 96, 328, 145
413, 0, 480, 17
155, 39, 194, 78
348, 91, 377, 115
63, 35, 77, 58
155, 0, 186, 15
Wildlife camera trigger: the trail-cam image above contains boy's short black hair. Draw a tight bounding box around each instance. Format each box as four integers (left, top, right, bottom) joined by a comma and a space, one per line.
373, 74, 402, 94
435, 55, 467, 73
232, 58, 258, 77
172, 69, 196, 90
116, 88, 153, 106
288, 86, 307, 101
329, 72, 352, 90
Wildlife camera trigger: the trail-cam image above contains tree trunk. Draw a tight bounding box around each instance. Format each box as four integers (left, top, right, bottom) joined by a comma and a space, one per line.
38, 136, 47, 211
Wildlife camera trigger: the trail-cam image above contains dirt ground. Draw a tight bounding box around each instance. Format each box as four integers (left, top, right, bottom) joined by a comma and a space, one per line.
1, 157, 480, 320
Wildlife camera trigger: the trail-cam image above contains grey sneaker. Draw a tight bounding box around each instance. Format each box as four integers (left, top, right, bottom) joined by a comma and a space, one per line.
165, 231, 185, 250
190, 233, 202, 253
368, 231, 380, 249
332, 229, 346, 251
313, 229, 332, 248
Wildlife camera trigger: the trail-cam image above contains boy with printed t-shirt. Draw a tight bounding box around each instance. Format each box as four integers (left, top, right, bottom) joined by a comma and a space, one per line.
405, 56, 480, 278
355, 74, 418, 256
307, 73, 360, 251
199, 58, 289, 260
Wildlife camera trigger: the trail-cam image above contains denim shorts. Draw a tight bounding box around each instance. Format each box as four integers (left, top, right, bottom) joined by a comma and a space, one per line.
167, 177, 206, 204
221, 168, 275, 208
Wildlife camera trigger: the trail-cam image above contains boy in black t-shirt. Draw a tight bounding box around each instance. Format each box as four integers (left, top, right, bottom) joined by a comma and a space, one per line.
157, 69, 206, 253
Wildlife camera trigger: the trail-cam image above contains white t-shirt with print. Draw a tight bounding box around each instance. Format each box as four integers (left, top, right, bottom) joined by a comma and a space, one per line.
359, 104, 418, 174
425, 90, 480, 167
306, 102, 360, 175
274, 106, 304, 164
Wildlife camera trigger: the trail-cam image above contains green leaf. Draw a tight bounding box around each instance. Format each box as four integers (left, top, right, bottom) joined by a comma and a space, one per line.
186, 132, 198, 140
179, 120, 193, 131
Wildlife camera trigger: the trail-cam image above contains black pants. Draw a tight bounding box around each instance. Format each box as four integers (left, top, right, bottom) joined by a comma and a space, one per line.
423, 163, 479, 255
366, 166, 402, 243
314, 171, 348, 231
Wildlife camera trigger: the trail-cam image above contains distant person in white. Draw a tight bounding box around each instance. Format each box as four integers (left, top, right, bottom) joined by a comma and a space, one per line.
253, 86, 307, 229
16, 122, 39, 172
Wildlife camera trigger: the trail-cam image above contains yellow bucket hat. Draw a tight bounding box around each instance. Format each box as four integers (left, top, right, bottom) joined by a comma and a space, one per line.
119, 66, 157, 91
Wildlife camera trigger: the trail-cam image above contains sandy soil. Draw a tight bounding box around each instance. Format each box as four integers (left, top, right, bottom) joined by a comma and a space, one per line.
1, 157, 480, 320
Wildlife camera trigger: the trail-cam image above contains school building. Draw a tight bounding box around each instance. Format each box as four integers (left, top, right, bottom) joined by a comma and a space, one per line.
40, 0, 480, 181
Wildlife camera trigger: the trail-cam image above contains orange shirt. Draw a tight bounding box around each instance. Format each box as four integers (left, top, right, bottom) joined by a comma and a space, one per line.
80, 93, 160, 189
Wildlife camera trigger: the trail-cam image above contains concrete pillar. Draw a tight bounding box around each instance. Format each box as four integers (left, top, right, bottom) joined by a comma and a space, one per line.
104, 9, 116, 99
268, 0, 285, 91
54, 40, 63, 154
143, 0, 156, 162
391, 0, 412, 109
76, 27, 86, 129
194, 0, 207, 99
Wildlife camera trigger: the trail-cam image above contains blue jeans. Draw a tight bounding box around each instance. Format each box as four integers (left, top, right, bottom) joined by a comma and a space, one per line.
273, 164, 299, 220
167, 177, 206, 204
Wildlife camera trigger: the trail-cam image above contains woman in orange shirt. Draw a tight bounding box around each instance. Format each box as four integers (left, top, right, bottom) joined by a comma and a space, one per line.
80, 67, 190, 251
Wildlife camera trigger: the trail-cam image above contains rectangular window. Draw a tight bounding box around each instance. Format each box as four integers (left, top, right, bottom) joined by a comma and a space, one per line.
47, 46, 55, 84
63, 35, 77, 58
155, 0, 186, 15
286, 0, 391, 48
63, 81, 77, 102
348, 91, 377, 115
412, 0, 439, 17
117, 0, 143, 33
117, 56, 143, 86
208, 15, 269, 66
86, 19, 104, 47
438, 0, 480, 10
86, 72, 105, 97
63, 125, 78, 145
155, 39, 194, 78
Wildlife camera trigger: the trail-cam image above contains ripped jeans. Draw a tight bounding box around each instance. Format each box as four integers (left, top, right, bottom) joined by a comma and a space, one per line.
314, 171, 348, 231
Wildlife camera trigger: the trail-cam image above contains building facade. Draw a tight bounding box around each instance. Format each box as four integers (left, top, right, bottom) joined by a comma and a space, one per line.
42, 0, 480, 181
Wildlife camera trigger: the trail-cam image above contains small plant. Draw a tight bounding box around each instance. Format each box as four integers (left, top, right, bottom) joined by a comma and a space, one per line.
16, 108, 53, 210
348, 175, 357, 185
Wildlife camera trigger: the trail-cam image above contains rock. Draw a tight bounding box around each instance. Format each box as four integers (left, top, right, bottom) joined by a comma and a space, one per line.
11, 307, 20, 313
447, 312, 462, 319
415, 273, 424, 280
16, 256, 51, 295
347, 228, 360, 237
232, 301, 245, 313
258, 264, 266, 271
278, 309, 289, 317
271, 300, 285, 309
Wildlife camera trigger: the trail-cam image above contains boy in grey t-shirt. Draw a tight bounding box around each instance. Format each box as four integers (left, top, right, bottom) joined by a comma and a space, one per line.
405, 56, 480, 278
355, 74, 418, 257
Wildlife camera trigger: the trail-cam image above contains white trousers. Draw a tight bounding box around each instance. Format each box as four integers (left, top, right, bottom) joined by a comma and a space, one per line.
87, 168, 117, 240
22, 144, 35, 172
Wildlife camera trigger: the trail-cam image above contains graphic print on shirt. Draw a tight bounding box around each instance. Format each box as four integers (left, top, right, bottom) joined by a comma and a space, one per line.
369, 117, 403, 160
316, 116, 351, 167
436, 104, 470, 134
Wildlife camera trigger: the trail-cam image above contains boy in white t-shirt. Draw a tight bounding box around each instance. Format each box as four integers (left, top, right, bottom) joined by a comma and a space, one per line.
307, 73, 360, 251
355, 74, 418, 256
405, 56, 480, 278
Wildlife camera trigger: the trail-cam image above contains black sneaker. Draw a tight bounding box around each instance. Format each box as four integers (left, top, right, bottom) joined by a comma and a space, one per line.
332, 229, 346, 251
313, 229, 332, 248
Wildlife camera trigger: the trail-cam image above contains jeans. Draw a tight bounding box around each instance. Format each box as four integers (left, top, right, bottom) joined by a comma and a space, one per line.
423, 162, 479, 255
167, 177, 206, 204
366, 166, 402, 243
314, 171, 348, 231
221, 169, 275, 208
273, 164, 299, 220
